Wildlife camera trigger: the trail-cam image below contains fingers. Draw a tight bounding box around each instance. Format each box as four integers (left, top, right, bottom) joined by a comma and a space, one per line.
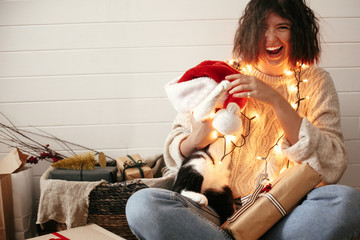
232, 91, 252, 99
225, 74, 260, 100
229, 83, 251, 95
227, 74, 252, 86
226, 75, 253, 94
225, 74, 279, 104
225, 73, 242, 80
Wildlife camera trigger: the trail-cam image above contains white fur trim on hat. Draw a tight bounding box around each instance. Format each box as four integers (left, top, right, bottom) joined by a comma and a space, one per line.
164, 76, 218, 113
193, 80, 230, 121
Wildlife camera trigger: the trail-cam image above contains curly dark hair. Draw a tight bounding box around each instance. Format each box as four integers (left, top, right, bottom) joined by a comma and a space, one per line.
233, 0, 320, 69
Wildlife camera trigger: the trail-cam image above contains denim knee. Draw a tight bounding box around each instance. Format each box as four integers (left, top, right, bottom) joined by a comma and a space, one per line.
309, 185, 360, 239
308, 184, 360, 209
126, 188, 182, 233
126, 188, 157, 226
262, 185, 360, 240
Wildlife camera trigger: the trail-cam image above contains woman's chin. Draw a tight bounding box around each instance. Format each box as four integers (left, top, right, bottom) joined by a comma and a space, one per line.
257, 57, 290, 75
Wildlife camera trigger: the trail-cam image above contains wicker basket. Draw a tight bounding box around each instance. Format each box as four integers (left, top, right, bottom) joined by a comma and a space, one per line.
87, 179, 148, 240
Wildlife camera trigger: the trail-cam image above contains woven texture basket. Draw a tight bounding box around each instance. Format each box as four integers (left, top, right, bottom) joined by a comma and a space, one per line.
87, 179, 148, 240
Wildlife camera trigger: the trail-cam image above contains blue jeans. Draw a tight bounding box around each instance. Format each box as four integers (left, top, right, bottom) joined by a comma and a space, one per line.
126, 185, 360, 240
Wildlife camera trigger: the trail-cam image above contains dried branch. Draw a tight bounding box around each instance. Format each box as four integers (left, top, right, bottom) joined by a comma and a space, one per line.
0, 113, 116, 163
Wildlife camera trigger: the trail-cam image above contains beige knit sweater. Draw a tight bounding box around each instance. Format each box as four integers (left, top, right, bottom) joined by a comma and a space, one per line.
163, 65, 348, 197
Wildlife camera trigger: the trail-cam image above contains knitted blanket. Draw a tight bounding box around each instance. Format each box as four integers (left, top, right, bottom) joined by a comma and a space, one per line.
36, 166, 105, 229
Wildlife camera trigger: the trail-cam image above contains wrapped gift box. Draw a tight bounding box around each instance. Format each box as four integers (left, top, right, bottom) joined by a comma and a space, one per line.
116, 154, 153, 181
12, 167, 36, 240
28, 223, 125, 240
222, 163, 322, 240
49, 166, 118, 183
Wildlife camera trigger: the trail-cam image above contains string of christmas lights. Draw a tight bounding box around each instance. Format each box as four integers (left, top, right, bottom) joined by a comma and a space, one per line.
217, 60, 309, 174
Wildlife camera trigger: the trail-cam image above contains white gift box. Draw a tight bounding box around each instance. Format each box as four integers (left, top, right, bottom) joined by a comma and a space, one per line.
28, 223, 125, 240
11, 167, 36, 240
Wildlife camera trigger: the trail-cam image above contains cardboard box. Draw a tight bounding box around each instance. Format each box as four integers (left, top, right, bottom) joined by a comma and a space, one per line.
0, 148, 27, 175
0, 174, 15, 240
116, 155, 153, 181
222, 163, 322, 240
28, 223, 126, 239
49, 166, 118, 183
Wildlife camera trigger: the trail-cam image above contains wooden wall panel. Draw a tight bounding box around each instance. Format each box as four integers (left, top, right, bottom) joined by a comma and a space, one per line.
0, 0, 247, 25
0, 99, 177, 126
0, 73, 176, 102
0, 21, 238, 51
0, 46, 233, 77
327, 68, 360, 92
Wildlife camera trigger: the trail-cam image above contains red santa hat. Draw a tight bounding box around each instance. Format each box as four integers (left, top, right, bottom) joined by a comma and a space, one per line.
165, 60, 247, 114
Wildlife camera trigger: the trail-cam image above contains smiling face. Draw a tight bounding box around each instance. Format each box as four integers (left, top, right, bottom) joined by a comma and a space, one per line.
256, 12, 292, 76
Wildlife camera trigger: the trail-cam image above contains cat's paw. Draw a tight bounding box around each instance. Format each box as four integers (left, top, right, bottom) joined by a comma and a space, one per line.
181, 190, 208, 206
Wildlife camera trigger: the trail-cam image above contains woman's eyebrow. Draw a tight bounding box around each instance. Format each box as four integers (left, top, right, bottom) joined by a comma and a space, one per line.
277, 22, 292, 26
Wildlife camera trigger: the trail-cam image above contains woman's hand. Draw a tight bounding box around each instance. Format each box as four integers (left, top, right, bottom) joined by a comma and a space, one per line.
226, 74, 282, 106
180, 115, 218, 157
226, 73, 302, 145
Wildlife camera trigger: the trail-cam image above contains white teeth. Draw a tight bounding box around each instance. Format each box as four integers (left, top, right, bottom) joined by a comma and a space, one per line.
266, 46, 281, 51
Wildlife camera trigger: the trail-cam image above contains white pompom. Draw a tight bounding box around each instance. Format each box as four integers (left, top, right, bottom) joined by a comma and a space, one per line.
213, 108, 242, 135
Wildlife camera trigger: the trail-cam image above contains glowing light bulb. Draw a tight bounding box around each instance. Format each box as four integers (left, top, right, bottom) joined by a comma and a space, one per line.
241, 64, 253, 74
227, 58, 235, 65
225, 135, 236, 144
280, 166, 287, 174
274, 144, 281, 154
211, 131, 218, 139
290, 85, 298, 93
306, 96, 310, 100
218, 161, 222, 165
291, 103, 298, 109
302, 79, 308, 83
257, 156, 263, 160
209, 111, 216, 119
251, 112, 259, 119
285, 70, 293, 76
246, 65, 253, 72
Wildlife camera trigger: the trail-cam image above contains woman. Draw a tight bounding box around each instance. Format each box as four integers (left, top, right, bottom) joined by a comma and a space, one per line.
126, 0, 360, 239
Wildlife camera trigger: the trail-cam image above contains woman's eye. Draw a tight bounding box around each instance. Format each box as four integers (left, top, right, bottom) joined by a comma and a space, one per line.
278, 25, 290, 31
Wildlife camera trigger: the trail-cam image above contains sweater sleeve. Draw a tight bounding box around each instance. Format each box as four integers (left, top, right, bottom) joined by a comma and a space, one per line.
163, 113, 192, 172
281, 68, 348, 184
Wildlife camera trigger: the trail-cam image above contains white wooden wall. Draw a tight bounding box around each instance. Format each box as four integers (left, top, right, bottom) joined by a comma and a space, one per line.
0, 0, 359, 210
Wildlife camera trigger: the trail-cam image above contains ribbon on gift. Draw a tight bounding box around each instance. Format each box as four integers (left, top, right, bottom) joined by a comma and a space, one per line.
228, 171, 289, 224
228, 172, 268, 223
122, 155, 147, 180
228, 158, 292, 224
262, 192, 286, 216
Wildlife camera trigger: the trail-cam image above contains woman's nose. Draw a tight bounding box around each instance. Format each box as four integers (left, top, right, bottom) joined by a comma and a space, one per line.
265, 29, 277, 43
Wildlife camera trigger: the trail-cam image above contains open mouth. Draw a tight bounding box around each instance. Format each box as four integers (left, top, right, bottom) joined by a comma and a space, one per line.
266, 46, 283, 55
